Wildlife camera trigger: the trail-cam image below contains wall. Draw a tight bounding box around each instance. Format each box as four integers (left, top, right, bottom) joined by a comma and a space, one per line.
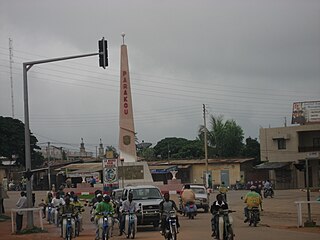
191, 163, 240, 187
259, 124, 320, 162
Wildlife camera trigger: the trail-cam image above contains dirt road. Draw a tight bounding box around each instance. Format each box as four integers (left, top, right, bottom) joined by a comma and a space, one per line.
1, 189, 319, 239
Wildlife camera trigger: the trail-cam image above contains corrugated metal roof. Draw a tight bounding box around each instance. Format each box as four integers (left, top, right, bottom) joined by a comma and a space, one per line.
147, 158, 253, 166
254, 162, 291, 169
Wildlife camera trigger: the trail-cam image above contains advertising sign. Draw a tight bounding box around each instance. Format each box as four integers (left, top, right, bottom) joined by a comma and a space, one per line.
291, 101, 320, 124
102, 159, 119, 194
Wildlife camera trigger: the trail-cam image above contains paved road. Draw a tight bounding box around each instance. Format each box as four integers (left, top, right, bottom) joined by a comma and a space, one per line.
1, 189, 319, 239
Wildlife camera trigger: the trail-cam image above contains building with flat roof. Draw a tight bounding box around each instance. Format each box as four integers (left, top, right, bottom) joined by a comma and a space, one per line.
259, 123, 320, 189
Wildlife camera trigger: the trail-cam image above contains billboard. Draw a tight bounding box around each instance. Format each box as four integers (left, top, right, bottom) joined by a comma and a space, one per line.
292, 101, 320, 124
102, 159, 119, 194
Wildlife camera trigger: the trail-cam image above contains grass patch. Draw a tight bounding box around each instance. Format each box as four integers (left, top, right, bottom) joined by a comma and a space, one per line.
79, 194, 94, 200
16, 226, 47, 234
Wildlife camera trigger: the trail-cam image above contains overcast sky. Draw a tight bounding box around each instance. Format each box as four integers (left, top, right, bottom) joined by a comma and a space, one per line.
0, 0, 319, 154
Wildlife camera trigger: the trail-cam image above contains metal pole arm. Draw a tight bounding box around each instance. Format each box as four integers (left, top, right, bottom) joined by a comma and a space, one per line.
24, 52, 100, 70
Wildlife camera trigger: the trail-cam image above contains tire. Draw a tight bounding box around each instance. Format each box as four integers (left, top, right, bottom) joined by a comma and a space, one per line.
204, 207, 209, 213
226, 226, 234, 240
131, 224, 135, 239
263, 192, 267, 198
172, 226, 177, 240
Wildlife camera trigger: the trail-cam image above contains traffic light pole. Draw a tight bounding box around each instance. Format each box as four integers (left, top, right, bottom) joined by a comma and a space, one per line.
23, 51, 102, 229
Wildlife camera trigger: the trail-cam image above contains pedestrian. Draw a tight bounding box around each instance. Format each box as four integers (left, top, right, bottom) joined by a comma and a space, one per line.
16, 191, 27, 232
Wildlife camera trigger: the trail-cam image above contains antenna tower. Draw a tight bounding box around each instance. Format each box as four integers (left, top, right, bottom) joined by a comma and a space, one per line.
9, 38, 14, 118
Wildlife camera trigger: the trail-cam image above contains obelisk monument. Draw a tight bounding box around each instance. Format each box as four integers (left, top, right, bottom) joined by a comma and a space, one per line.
119, 33, 137, 162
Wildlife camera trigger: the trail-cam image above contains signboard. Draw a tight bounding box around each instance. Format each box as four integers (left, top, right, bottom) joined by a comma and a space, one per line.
102, 159, 119, 194
306, 152, 319, 159
292, 101, 320, 124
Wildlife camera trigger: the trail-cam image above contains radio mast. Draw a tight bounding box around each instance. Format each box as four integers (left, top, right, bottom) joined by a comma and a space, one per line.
9, 38, 14, 118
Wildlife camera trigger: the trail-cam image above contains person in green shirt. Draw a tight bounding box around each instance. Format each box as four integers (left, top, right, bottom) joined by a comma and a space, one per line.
95, 194, 114, 239
95, 194, 114, 215
244, 186, 262, 223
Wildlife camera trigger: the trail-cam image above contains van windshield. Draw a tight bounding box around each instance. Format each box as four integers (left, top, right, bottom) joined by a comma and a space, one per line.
131, 188, 162, 200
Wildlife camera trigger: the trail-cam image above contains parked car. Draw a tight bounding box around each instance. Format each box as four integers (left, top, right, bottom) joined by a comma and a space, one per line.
121, 185, 163, 227
180, 184, 209, 212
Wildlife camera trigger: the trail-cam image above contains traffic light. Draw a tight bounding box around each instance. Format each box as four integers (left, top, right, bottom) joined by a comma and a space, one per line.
98, 38, 108, 69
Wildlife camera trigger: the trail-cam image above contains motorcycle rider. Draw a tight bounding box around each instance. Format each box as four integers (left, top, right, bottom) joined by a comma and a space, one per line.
119, 192, 139, 236
244, 185, 262, 223
91, 193, 103, 222
59, 196, 76, 238
264, 180, 274, 196
43, 191, 53, 219
90, 190, 103, 207
72, 195, 84, 232
218, 182, 228, 202
51, 192, 65, 225
181, 184, 197, 214
159, 192, 180, 235
95, 194, 114, 240
210, 193, 229, 238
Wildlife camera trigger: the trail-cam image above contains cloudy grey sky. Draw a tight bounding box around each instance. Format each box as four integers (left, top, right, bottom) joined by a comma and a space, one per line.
0, 0, 319, 153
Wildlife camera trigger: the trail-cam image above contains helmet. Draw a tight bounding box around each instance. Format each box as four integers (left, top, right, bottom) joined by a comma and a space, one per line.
95, 190, 102, 196
97, 193, 102, 198
103, 194, 110, 201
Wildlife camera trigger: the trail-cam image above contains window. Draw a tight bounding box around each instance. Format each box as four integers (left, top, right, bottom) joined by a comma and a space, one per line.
277, 138, 286, 150
313, 138, 320, 148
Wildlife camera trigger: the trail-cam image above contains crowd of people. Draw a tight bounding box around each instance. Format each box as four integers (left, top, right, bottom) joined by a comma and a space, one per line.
12, 180, 273, 238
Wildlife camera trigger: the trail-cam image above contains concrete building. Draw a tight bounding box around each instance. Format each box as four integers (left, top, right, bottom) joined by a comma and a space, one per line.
148, 158, 254, 188
259, 123, 320, 189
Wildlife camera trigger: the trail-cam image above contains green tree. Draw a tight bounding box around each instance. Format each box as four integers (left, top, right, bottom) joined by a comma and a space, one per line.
199, 115, 244, 157
0, 116, 43, 167
105, 145, 119, 158
242, 137, 260, 161
153, 137, 203, 160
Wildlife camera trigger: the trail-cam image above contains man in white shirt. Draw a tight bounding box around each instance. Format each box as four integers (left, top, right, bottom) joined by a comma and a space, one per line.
119, 192, 139, 236
16, 191, 27, 232
51, 192, 65, 225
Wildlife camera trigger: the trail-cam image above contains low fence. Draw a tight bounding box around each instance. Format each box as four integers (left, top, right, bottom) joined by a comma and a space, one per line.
294, 201, 320, 227
10, 208, 43, 233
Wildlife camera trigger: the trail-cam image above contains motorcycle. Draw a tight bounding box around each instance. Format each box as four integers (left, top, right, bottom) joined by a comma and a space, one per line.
74, 206, 84, 236
248, 207, 260, 227
123, 210, 138, 239
263, 188, 274, 198
61, 213, 75, 240
213, 209, 235, 240
185, 202, 197, 219
97, 211, 112, 240
163, 210, 178, 240
47, 203, 54, 224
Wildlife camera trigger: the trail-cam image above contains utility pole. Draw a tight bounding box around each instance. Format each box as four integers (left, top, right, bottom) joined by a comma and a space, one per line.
203, 104, 209, 188
9, 38, 14, 118
47, 142, 51, 190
